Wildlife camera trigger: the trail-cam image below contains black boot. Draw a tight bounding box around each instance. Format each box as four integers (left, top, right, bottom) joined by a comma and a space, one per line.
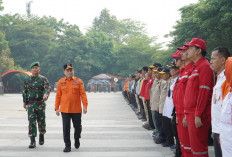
74, 138, 80, 149
39, 134, 44, 145
29, 136, 36, 148
63, 146, 71, 152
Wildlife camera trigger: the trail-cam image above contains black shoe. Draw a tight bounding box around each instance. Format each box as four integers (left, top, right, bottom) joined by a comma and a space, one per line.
153, 136, 158, 141
155, 138, 166, 144
74, 139, 80, 149
63, 147, 71, 152
29, 136, 36, 148
39, 134, 44, 145
137, 114, 143, 119
141, 119, 146, 122
142, 124, 152, 130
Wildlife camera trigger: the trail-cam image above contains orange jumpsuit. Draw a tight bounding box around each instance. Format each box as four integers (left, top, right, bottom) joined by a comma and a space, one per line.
55, 77, 88, 113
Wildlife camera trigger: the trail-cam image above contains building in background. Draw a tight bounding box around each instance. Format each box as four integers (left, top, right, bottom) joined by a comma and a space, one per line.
88, 74, 125, 92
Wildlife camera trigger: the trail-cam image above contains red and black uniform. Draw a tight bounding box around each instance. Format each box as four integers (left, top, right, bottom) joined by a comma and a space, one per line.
144, 77, 154, 128
174, 62, 194, 157
139, 79, 148, 98
184, 57, 214, 157
144, 77, 154, 101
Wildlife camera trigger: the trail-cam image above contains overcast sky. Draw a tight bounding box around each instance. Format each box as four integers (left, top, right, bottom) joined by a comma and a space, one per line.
2, 0, 198, 45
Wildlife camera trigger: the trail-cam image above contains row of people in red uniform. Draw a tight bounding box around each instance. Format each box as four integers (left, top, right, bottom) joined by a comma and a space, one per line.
123, 38, 232, 157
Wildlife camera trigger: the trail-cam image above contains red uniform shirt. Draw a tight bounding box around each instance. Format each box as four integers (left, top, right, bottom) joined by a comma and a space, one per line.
144, 77, 154, 101
174, 62, 194, 114
139, 79, 148, 98
184, 57, 214, 117
173, 75, 180, 109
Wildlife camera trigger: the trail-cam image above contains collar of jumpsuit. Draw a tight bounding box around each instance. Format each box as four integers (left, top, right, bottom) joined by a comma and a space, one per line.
65, 76, 75, 81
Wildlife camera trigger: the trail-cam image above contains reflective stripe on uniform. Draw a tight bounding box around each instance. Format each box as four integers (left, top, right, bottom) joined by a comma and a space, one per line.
200, 85, 210, 90
180, 75, 188, 80
189, 73, 199, 78
184, 146, 191, 150
192, 150, 208, 155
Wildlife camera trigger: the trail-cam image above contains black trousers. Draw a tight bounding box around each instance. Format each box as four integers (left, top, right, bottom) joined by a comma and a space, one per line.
162, 116, 174, 145
171, 113, 182, 157
154, 111, 165, 139
208, 125, 213, 145
130, 92, 136, 107
213, 133, 222, 157
122, 91, 127, 99
61, 112, 82, 147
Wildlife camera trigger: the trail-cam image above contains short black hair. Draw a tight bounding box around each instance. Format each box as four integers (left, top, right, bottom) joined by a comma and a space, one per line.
195, 47, 207, 57
137, 70, 142, 74
142, 66, 148, 72
212, 47, 231, 60
201, 49, 207, 57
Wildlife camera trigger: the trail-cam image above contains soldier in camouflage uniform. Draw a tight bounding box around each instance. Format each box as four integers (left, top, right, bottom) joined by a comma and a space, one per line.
22, 61, 51, 148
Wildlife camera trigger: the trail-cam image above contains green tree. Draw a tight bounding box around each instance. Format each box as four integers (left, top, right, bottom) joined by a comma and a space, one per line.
2, 15, 56, 69
86, 30, 116, 74
0, 31, 8, 52
0, 47, 14, 73
92, 9, 121, 42
42, 24, 93, 83
113, 35, 161, 76
0, 14, 14, 74
0, 0, 3, 12
90, 9, 162, 77
91, 9, 147, 44
169, 0, 232, 55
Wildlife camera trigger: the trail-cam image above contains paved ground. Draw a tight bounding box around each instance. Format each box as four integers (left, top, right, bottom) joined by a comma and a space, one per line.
0, 92, 214, 157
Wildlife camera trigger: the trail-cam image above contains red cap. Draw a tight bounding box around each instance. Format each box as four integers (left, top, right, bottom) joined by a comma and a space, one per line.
178, 42, 190, 50
171, 50, 182, 58
185, 38, 206, 50
183, 42, 190, 46
178, 46, 189, 50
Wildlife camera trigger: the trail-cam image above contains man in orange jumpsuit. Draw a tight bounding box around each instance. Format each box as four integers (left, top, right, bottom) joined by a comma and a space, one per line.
55, 64, 88, 152
184, 38, 214, 157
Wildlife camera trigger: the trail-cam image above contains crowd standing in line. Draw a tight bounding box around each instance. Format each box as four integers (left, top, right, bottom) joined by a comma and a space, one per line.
122, 38, 232, 157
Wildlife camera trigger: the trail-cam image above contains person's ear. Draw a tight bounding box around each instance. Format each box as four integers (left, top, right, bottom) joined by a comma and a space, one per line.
220, 57, 226, 65
197, 48, 201, 55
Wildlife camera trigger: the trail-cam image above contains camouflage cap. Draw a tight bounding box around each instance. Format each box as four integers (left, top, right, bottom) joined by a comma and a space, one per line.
30, 61, 40, 69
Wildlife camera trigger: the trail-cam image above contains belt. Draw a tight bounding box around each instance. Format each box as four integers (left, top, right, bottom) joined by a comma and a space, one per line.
28, 98, 43, 101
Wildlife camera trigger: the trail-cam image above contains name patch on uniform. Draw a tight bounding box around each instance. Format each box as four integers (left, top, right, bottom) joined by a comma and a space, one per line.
73, 81, 79, 83
60, 82, 67, 86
